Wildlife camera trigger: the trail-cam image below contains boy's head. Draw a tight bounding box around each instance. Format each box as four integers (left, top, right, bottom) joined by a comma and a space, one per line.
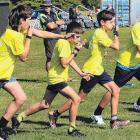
66, 21, 84, 44
97, 10, 115, 31
9, 5, 32, 32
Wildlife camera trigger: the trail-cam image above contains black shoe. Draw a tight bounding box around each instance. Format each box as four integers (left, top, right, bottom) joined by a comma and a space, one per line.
0, 128, 9, 140
11, 116, 20, 134
68, 129, 86, 137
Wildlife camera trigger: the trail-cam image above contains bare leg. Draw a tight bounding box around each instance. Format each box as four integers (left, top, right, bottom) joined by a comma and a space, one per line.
103, 81, 120, 116
24, 89, 57, 116
3, 81, 27, 121
98, 91, 111, 108
57, 90, 88, 114
59, 86, 81, 123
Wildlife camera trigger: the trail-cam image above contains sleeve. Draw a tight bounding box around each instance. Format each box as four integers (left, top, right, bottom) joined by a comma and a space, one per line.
57, 41, 70, 58
11, 34, 24, 55
97, 31, 113, 48
39, 14, 48, 29
131, 27, 140, 46
39, 14, 47, 24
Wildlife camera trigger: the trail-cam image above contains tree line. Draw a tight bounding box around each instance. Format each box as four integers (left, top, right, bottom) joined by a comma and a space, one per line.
9, 0, 101, 9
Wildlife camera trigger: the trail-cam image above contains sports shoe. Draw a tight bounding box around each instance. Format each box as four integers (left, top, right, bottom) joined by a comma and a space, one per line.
110, 119, 130, 129
90, 114, 105, 125
133, 102, 140, 111
48, 111, 57, 128
11, 116, 20, 134
68, 129, 86, 137
0, 128, 9, 140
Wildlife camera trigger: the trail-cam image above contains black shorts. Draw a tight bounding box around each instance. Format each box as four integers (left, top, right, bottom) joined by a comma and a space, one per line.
44, 39, 57, 59
114, 66, 140, 87
47, 82, 68, 94
79, 72, 113, 93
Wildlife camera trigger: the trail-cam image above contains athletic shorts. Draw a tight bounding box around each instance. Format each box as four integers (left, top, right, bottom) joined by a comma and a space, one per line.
114, 66, 140, 87
46, 82, 68, 94
79, 72, 113, 93
0, 76, 16, 88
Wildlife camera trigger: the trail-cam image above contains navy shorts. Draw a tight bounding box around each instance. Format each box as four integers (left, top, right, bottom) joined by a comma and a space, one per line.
114, 66, 140, 87
79, 72, 113, 93
46, 82, 68, 94
0, 76, 16, 88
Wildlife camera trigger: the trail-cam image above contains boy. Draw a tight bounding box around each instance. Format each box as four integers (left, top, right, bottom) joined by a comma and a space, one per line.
14, 22, 90, 137
90, 21, 140, 120
47, 10, 129, 129
0, 4, 72, 140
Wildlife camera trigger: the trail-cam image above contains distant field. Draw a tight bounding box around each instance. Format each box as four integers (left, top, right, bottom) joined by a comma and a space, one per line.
1, 27, 140, 140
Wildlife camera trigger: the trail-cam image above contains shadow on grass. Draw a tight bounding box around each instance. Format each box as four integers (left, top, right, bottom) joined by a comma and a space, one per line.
17, 78, 47, 83
119, 101, 133, 105
60, 115, 110, 129
61, 115, 93, 124
126, 107, 140, 113
22, 120, 67, 128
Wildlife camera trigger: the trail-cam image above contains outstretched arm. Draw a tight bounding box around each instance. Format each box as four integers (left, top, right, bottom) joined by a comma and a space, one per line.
32, 28, 64, 39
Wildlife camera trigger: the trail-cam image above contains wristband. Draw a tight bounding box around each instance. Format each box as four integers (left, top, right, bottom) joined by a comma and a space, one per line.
26, 35, 32, 39
113, 30, 119, 37
74, 47, 80, 52
72, 48, 79, 57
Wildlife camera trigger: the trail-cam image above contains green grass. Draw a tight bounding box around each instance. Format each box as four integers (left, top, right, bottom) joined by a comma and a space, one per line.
1, 27, 140, 140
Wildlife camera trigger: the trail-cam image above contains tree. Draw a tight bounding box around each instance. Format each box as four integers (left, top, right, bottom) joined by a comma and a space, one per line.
82, 0, 101, 9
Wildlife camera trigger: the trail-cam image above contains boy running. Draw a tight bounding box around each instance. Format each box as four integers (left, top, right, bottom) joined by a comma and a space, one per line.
14, 22, 89, 137
47, 10, 129, 129
90, 21, 140, 120
0, 4, 72, 140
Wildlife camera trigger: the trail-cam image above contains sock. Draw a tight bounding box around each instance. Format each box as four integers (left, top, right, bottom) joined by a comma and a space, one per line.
111, 115, 117, 122
53, 110, 61, 118
0, 116, 8, 128
94, 105, 104, 115
17, 112, 27, 122
69, 122, 76, 132
136, 97, 140, 106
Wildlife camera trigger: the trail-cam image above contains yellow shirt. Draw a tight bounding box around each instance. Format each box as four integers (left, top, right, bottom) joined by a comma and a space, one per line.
47, 39, 73, 84
82, 28, 112, 75
118, 22, 140, 67
0, 29, 24, 80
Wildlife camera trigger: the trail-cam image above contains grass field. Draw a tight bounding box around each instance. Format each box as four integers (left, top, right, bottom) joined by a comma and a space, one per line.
1, 27, 140, 140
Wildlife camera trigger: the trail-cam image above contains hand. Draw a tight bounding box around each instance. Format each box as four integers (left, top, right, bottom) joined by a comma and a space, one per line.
80, 72, 93, 81
115, 25, 119, 32
64, 33, 75, 39
113, 25, 119, 36
27, 26, 33, 37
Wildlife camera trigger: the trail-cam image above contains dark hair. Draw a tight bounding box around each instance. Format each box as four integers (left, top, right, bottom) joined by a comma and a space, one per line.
9, 5, 32, 31
97, 10, 115, 27
66, 21, 83, 34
